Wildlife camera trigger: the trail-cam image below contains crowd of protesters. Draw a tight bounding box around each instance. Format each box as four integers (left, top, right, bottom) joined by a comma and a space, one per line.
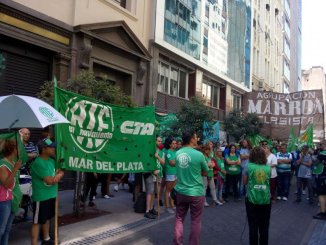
2, 127, 326, 245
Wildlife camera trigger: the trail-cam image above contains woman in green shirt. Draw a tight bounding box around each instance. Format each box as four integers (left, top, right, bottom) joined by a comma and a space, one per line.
243, 146, 271, 245
225, 144, 241, 201
201, 144, 219, 206
164, 137, 177, 214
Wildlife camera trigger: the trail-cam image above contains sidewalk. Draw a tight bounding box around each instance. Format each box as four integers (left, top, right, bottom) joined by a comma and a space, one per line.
9, 184, 173, 245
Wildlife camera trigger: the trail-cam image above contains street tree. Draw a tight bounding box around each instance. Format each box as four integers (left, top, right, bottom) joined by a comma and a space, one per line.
37, 70, 135, 107
224, 109, 263, 142
172, 96, 213, 141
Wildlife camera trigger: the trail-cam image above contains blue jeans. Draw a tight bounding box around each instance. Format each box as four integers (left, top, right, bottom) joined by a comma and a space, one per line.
277, 172, 291, 198
0, 200, 15, 245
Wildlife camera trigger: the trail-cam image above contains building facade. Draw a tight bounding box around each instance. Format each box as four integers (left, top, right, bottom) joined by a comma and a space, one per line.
289, 0, 302, 92
0, 0, 153, 106
152, 0, 252, 120
301, 66, 326, 139
251, 0, 283, 92
282, 0, 302, 93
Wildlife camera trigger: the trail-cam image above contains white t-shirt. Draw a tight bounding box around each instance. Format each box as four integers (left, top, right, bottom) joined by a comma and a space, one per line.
267, 154, 278, 178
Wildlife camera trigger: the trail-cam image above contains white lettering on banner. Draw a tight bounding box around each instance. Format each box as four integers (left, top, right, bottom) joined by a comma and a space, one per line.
256, 91, 316, 100
248, 99, 323, 116
254, 185, 267, 190
120, 121, 155, 135
68, 157, 145, 171
261, 116, 314, 125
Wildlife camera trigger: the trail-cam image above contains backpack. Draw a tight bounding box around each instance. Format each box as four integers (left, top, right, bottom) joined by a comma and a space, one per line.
134, 192, 146, 213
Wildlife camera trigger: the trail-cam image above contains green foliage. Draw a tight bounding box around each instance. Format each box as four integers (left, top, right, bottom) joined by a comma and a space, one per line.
37, 70, 136, 107
172, 97, 213, 140
224, 109, 263, 141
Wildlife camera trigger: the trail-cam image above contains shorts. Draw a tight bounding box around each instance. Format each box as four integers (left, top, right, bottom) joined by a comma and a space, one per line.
33, 198, 56, 224
166, 174, 176, 182
145, 175, 155, 194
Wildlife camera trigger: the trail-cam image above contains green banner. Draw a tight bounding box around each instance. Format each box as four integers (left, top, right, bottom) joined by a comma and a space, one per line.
155, 113, 178, 137
0, 132, 28, 163
55, 87, 157, 173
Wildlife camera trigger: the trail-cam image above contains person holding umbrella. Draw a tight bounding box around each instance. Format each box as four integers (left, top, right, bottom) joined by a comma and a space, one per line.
30, 138, 64, 245
0, 139, 22, 245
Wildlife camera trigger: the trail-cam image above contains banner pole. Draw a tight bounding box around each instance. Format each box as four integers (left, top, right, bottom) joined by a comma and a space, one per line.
156, 177, 160, 219
53, 77, 59, 245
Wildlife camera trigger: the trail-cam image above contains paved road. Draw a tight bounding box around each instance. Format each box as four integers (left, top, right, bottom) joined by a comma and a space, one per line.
109, 193, 319, 245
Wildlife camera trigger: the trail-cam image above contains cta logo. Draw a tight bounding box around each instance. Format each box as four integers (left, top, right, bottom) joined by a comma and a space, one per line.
39, 107, 58, 122
65, 97, 114, 153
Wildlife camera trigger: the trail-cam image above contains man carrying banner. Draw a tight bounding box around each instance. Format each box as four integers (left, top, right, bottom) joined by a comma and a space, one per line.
31, 138, 64, 245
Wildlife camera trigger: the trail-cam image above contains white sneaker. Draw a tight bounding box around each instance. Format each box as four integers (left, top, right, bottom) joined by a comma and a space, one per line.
167, 208, 175, 214
215, 200, 223, 206
93, 196, 96, 200
103, 195, 111, 199
114, 185, 119, 192
302, 190, 306, 195
282, 197, 288, 201
277, 196, 281, 200
204, 202, 209, 207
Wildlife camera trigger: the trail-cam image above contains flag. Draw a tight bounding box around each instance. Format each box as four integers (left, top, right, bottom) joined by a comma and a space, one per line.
0, 132, 28, 163
247, 134, 272, 147
287, 127, 298, 152
299, 124, 314, 148
55, 87, 157, 173
203, 121, 220, 144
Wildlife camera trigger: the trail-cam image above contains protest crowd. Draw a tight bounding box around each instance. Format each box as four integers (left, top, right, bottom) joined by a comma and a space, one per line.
1, 125, 326, 245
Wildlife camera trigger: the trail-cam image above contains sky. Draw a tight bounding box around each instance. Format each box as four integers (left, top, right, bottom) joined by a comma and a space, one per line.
302, 0, 326, 70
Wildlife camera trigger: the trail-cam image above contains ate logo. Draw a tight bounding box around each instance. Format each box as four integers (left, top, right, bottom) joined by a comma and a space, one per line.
65, 97, 114, 153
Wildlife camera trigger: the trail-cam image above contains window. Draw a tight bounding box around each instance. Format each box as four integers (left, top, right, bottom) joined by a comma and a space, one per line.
158, 61, 188, 98
114, 0, 126, 8
232, 92, 242, 110
202, 81, 220, 108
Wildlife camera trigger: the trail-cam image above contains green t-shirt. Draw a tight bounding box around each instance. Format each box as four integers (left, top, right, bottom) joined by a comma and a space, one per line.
215, 157, 226, 179
205, 157, 214, 178
31, 157, 57, 202
156, 149, 165, 178
175, 147, 209, 196
165, 149, 176, 175
226, 154, 241, 175
247, 162, 271, 205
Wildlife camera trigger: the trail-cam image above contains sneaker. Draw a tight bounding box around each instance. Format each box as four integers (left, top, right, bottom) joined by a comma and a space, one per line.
204, 202, 210, 207
150, 208, 158, 216
93, 196, 96, 200
103, 195, 111, 199
306, 197, 310, 200
214, 200, 223, 206
144, 212, 156, 219
114, 185, 119, 192
108, 194, 115, 198
313, 212, 326, 220
167, 208, 175, 214
302, 190, 306, 195
277, 196, 282, 200
282, 197, 288, 201
88, 201, 96, 207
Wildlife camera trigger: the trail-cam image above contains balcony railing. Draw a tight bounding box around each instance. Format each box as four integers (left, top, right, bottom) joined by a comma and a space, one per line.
155, 92, 225, 121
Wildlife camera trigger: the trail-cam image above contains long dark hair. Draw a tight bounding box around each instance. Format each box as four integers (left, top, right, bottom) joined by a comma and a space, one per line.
164, 136, 174, 150
249, 147, 267, 165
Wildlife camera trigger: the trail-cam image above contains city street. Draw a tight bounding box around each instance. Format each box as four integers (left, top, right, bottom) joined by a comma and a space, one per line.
109, 193, 320, 245
9, 181, 326, 245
